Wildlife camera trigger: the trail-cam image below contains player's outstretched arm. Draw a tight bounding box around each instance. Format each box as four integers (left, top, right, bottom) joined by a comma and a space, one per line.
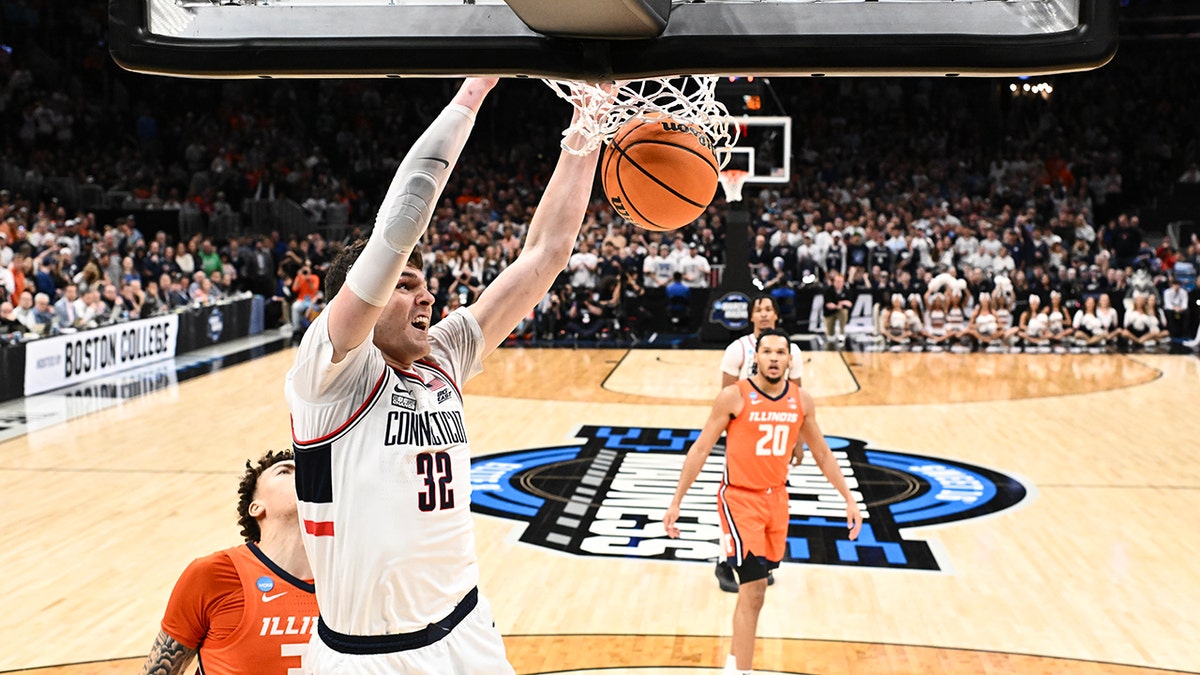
796, 389, 863, 540
325, 77, 497, 361
467, 114, 601, 356
138, 630, 197, 675
664, 385, 740, 538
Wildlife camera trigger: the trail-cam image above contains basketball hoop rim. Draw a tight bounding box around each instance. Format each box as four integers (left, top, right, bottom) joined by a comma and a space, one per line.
543, 75, 737, 158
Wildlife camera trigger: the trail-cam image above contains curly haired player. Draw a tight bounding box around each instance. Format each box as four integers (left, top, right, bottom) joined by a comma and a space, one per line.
139, 449, 316, 675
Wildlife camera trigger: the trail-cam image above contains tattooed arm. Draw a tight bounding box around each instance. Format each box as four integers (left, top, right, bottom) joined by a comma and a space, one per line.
138, 630, 197, 675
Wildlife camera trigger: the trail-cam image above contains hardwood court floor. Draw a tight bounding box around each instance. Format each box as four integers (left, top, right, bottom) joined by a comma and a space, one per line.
0, 347, 1197, 674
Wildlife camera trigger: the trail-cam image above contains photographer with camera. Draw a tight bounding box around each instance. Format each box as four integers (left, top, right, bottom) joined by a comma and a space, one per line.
449, 269, 483, 307
290, 263, 321, 328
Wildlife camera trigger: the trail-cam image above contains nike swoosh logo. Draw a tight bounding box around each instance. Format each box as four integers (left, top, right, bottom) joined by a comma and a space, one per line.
262, 591, 288, 602
750, 398, 764, 404
420, 156, 450, 168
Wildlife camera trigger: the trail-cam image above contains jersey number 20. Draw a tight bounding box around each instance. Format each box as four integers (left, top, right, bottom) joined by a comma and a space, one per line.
755, 424, 790, 456
416, 451, 455, 511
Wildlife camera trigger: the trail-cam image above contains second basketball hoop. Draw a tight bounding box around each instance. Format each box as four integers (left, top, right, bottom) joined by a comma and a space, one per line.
717, 169, 749, 203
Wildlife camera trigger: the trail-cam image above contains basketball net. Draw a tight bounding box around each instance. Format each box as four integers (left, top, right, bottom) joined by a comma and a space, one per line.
544, 76, 737, 163
718, 169, 750, 203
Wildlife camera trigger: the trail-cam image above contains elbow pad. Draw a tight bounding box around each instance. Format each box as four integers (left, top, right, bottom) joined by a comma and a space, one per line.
344, 103, 477, 307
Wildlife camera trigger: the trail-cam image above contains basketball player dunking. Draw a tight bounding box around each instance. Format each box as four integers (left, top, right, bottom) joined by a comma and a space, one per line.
665, 329, 861, 675
715, 295, 803, 592
285, 78, 600, 673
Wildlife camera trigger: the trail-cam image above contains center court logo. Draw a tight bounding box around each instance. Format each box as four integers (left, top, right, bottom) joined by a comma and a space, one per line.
471, 426, 1028, 571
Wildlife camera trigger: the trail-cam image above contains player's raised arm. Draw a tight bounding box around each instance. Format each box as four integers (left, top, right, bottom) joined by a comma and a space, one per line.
664, 385, 742, 538
467, 110, 601, 356
325, 77, 497, 361
795, 388, 863, 540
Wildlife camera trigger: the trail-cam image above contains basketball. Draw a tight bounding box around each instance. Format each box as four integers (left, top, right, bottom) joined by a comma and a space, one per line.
602, 115, 719, 232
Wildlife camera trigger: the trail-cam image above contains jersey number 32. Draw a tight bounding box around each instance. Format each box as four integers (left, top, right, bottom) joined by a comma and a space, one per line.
416, 451, 455, 511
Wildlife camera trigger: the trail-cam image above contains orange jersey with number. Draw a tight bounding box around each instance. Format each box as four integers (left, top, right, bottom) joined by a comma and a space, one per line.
723, 380, 804, 490
160, 543, 318, 675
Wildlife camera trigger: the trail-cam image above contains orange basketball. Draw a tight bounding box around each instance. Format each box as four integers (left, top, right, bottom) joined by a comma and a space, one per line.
602, 115, 719, 232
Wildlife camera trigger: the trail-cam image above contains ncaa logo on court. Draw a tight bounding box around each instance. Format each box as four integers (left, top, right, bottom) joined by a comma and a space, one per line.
471, 426, 1028, 571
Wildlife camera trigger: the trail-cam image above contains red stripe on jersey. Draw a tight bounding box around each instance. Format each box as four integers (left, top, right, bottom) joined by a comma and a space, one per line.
395, 368, 425, 384
304, 519, 335, 536
292, 369, 388, 447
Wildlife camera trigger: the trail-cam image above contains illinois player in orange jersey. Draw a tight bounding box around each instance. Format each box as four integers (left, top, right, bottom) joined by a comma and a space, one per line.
715, 294, 804, 592
138, 449, 317, 675
664, 329, 862, 675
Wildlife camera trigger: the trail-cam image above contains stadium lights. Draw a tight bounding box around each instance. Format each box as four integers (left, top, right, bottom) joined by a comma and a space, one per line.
1010, 81, 1054, 100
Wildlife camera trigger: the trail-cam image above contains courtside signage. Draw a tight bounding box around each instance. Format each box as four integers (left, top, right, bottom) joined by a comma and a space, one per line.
23, 315, 179, 396
709, 292, 751, 330
472, 425, 1028, 571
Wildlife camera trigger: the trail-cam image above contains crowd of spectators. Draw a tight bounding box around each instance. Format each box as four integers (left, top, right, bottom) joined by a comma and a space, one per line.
1, 2, 1199, 349
0, 201, 281, 342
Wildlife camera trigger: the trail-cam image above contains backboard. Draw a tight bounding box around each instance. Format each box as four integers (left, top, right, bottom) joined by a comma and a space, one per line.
718, 116, 792, 186
110, 0, 1119, 80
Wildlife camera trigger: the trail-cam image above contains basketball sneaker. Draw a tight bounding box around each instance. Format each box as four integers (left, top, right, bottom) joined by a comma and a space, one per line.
715, 561, 738, 593
714, 562, 773, 592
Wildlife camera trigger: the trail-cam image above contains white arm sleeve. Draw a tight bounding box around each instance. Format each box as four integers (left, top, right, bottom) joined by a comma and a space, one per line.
345, 103, 477, 307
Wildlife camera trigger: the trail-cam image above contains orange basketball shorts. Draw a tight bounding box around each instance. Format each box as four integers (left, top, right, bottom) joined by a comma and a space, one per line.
717, 483, 789, 566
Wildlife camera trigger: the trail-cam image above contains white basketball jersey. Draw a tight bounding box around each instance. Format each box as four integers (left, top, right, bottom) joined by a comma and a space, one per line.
285, 307, 484, 636
721, 333, 804, 382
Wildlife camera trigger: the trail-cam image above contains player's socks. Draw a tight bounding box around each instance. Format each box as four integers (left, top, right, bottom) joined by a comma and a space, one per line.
723, 655, 754, 674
